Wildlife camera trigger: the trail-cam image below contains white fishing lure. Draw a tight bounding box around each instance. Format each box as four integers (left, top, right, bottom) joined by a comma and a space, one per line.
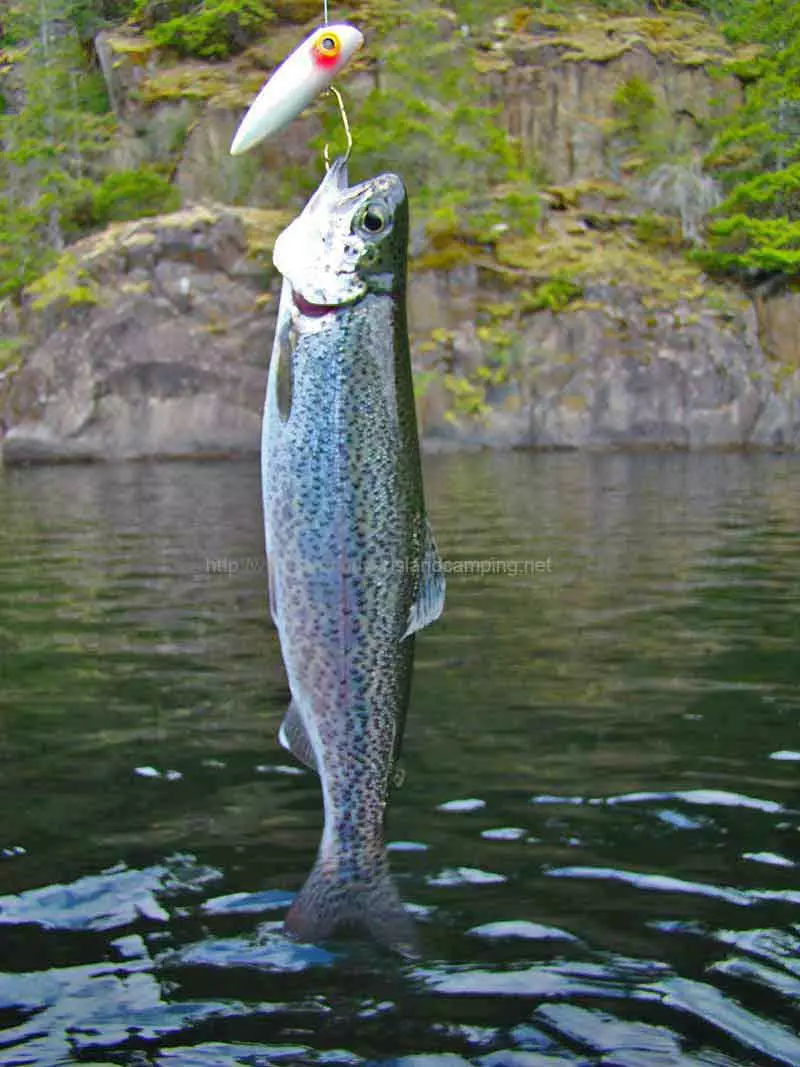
230, 23, 364, 155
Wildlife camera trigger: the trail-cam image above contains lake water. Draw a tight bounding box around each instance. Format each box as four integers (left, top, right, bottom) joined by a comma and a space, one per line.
0, 452, 798, 1067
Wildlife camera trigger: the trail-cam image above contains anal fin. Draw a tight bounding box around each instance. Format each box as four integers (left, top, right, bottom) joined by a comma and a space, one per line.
403, 517, 446, 639
267, 554, 278, 625
278, 700, 318, 773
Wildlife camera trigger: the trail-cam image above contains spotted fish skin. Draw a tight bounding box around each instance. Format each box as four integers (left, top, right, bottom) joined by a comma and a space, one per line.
261, 159, 444, 954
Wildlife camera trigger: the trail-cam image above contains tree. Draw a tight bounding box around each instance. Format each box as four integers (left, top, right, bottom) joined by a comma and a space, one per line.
699, 0, 800, 281
0, 0, 115, 296
315, 0, 537, 240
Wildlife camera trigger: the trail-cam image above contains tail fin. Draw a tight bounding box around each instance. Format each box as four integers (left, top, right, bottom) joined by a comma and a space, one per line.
285, 858, 419, 958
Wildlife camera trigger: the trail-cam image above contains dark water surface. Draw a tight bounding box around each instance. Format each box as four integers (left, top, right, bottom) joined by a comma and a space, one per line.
0, 453, 798, 1067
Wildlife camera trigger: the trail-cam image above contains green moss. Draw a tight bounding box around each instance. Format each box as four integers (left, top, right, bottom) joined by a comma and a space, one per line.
517, 8, 736, 68
545, 185, 581, 210
546, 180, 628, 211
612, 75, 656, 133
633, 212, 683, 248
144, 0, 274, 60
413, 238, 481, 273
479, 300, 516, 321
271, 0, 320, 20
91, 167, 180, 225
243, 23, 317, 69
1, 45, 29, 68
495, 224, 709, 305
526, 12, 571, 33
27, 256, 100, 313
0, 336, 25, 374
521, 277, 583, 313
236, 207, 294, 260
443, 373, 490, 423
412, 367, 439, 401
120, 232, 157, 252
119, 280, 152, 295
105, 33, 157, 61
477, 323, 514, 348
138, 64, 264, 107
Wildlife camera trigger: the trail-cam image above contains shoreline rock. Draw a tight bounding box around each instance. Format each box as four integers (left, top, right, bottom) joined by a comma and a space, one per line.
1, 203, 799, 466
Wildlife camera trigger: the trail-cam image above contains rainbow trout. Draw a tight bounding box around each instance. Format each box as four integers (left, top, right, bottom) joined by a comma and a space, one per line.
261, 158, 444, 954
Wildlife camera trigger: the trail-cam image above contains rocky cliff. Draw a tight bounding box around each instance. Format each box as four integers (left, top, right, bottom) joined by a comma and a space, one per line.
2, 6, 799, 462
2, 199, 798, 463
0, 206, 285, 462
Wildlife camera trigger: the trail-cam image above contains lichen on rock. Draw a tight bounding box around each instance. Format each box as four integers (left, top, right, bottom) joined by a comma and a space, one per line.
1, 204, 285, 463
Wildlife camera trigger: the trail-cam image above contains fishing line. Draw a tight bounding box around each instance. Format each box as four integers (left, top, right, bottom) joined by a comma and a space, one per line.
321, 0, 353, 168
324, 84, 352, 167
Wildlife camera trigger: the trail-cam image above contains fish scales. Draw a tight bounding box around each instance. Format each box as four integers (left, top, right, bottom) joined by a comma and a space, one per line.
267, 296, 419, 837
261, 159, 444, 953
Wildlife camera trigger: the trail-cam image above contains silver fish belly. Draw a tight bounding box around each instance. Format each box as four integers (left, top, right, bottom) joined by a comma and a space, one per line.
261, 158, 444, 954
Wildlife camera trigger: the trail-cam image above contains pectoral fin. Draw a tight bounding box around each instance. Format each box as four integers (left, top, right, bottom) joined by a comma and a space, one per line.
278, 700, 318, 773
403, 518, 445, 639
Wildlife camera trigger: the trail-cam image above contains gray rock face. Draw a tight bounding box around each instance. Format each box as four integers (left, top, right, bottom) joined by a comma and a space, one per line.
410, 273, 800, 453
1, 205, 283, 464
3, 209, 800, 464
501, 40, 741, 187
93, 16, 739, 207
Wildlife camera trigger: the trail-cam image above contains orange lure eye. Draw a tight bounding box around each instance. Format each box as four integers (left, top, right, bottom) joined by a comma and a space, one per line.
312, 30, 342, 68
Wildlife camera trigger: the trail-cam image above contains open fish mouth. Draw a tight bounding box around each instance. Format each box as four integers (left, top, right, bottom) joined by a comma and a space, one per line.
292, 289, 352, 317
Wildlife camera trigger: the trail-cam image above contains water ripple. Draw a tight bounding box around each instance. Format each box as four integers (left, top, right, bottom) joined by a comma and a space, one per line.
2, 455, 799, 1067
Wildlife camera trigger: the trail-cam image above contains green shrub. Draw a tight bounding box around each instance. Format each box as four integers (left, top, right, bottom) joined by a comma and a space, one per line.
695, 213, 800, 280
142, 0, 274, 59
522, 277, 582, 313
130, 0, 197, 29
719, 163, 800, 220
91, 167, 180, 225
612, 76, 657, 134
315, 1, 534, 237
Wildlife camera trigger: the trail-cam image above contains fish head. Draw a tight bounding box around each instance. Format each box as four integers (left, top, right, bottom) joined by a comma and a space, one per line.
274, 157, 408, 315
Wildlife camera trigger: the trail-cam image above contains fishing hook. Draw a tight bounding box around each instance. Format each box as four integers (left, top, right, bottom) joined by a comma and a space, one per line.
323, 84, 352, 168
320, 0, 352, 167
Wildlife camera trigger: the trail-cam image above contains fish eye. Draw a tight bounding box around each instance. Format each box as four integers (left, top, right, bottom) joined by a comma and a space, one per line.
358, 203, 388, 235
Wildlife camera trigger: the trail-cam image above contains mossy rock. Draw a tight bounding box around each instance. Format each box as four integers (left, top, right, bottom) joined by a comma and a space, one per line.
138, 63, 264, 107
270, 0, 321, 23
494, 224, 710, 306
545, 185, 581, 210
236, 207, 295, 259
581, 211, 636, 232
413, 241, 480, 273
23, 203, 286, 317
243, 23, 315, 69
515, 7, 736, 68
0, 45, 28, 70
546, 180, 629, 212
105, 32, 158, 63
26, 256, 100, 314
0, 336, 26, 374
561, 394, 588, 412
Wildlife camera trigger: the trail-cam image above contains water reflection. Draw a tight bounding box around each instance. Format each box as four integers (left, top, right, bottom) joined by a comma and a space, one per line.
0, 453, 799, 1065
